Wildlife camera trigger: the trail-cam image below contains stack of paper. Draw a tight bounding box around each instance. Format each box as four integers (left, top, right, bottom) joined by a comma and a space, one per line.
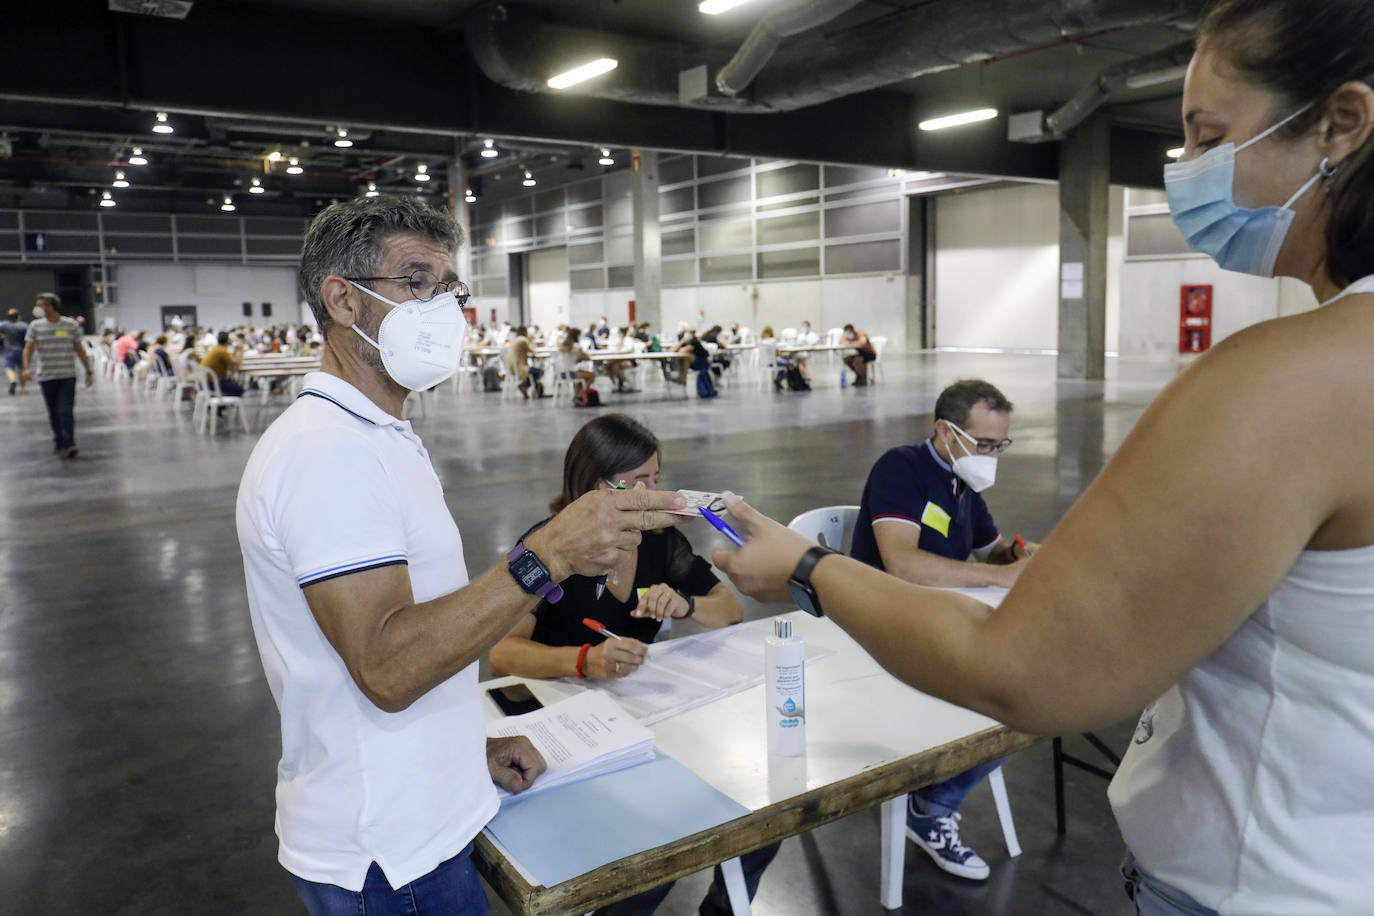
487, 690, 655, 802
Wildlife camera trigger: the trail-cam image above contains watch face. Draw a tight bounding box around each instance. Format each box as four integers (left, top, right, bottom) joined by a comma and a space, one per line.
511, 553, 548, 591
788, 580, 824, 617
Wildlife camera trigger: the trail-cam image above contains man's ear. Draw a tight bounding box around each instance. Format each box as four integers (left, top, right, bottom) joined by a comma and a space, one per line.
320, 276, 359, 329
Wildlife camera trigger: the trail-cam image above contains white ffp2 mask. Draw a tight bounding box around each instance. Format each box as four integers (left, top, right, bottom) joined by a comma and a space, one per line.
946, 421, 998, 493
346, 280, 467, 391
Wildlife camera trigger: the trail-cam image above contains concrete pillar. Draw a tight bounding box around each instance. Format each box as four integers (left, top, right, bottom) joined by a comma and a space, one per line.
631, 149, 661, 333
447, 141, 471, 286
1057, 117, 1110, 380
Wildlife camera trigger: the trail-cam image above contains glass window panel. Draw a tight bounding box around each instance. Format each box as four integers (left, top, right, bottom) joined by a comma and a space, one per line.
0, 233, 21, 253
824, 239, 901, 274
567, 205, 602, 230
473, 252, 505, 275
758, 196, 817, 213
758, 247, 819, 279
502, 200, 531, 219
662, 228, 694, 256
698, 202, 749, 222
178, 235, 241, 255
605, 194, 632, 227
566, 179, 602, 204
825, 200, 902, 238
659, 186, 695, 214
757, 211, 819, 245
476, 223, 504, 246
103, 235, 173, 255
535, 189, 564, 212
698, 217, 752, 252
571, 267, 605, 290
176, 215, 236, 234
699, 254, 752, 282
659, 156, 695, 185
756, 164, 819, 199
0, 212, 18, 230
1127, 213, 1191, 257
605, 234, 633, 264
505, 218, 531, 241
25, 212, 98, 231
607, 266, 634, 288
477, 277, 507, 296
698, 155, 750, 178
103, 213, 172, 233
823, 164, 890, 187
473, 203, 498, 224
662, 258, 695, 286
698, 175, 751, 210
568, 242, 604, 265
246, 237, 302, 256
245, 216, 307, 236
535, 212, 565, 238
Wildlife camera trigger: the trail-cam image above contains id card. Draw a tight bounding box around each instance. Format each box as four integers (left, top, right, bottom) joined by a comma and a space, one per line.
667, 489, 727, 516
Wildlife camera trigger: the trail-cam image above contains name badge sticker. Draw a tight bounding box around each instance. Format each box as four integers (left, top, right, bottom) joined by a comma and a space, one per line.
920, 501, 951, 537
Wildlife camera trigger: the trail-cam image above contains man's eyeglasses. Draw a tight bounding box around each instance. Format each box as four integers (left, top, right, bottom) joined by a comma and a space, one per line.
943, 419, 1013, 455
345, 270, 470, 305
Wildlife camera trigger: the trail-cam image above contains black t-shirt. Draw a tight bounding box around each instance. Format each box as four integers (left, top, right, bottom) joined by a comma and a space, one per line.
524, 522, 721, 647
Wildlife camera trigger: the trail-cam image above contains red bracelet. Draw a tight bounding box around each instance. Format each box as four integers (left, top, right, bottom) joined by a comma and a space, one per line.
576, 643, 591, 679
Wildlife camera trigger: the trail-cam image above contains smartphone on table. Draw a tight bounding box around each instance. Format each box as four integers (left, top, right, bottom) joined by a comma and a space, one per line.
487, 683, 544, 717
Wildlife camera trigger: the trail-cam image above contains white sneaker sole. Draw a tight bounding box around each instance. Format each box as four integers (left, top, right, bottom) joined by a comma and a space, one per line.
905, 826, 991, 881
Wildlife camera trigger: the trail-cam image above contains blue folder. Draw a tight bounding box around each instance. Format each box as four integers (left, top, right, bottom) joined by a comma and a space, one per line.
484, 754, 751, 887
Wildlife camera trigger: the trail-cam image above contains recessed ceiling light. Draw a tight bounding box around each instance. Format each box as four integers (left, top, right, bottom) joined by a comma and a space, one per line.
547, 57, 618, 90
221, 196, 235, 212
522, 170, 536, 187
481, 138, 499, 158
918, 108, 998, 131
100, 191, 116, 208
365, 182, 379, 198
699, 0, 752, 13
128, 148, 148, 166
112, 170, 130, 188
152, 111, 174, 134
598, 148, 615, 166
464, 187, 477, 203
268, 150, 282, 162
334, 128, 352, 148
249, 178, 265, 194
286, 157, 303, 175
414, 163, 431, 182
1166, 147, 1185, 159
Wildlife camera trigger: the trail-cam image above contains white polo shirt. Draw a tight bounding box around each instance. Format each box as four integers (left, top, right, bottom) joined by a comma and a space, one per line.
236, 371, 497, 891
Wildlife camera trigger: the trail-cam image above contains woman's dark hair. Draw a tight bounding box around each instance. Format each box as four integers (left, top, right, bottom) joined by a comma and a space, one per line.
551, 413, 660, 513
1199, 0, 1374, 284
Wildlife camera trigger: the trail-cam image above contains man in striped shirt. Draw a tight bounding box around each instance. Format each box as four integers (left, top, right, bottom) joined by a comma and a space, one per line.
23, 292, 93, 458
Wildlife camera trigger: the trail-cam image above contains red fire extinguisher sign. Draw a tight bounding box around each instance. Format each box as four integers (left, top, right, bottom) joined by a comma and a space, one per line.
1180, 284, 1212, 353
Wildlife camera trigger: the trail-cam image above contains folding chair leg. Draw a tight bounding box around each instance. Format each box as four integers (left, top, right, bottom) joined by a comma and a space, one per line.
988, 766, 1021, 857
879, 795, 905, 909
719, 856, 750, 915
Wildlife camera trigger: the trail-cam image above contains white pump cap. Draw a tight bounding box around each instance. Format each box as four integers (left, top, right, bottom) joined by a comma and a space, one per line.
775, 618, 792, 639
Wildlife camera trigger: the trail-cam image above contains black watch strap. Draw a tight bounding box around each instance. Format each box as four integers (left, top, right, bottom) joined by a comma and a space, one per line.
677, 590, 696, 618
790, 544, 838, 588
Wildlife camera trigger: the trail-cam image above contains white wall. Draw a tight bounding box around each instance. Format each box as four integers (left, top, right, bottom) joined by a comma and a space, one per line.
115, 263, 299, 332
527, 247, 570, 331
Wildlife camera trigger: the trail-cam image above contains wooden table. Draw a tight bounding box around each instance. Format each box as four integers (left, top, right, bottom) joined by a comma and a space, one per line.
474, 602, 1038, 915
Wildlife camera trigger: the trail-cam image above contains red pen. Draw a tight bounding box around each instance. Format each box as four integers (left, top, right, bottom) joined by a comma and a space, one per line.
1015, 535, 1029, 557
582, 618, 623, 640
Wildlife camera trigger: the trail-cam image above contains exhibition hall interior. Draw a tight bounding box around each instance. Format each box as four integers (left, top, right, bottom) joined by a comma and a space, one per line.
0, 1, 1336, 914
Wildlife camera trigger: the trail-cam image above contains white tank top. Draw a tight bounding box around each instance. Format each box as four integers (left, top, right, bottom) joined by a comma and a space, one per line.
1109, 275, 1374, 914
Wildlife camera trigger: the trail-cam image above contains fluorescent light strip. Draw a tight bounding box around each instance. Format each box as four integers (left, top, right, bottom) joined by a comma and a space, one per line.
547, 58, 618, 90
699, 0, 752, 13
918, 108, 998, 131
1166, 147, 1185, 159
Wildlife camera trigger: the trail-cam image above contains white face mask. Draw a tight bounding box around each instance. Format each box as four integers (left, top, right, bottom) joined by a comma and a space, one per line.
346, 280, 468, 391
944, 420, 997, 492
32, 306, 45, 318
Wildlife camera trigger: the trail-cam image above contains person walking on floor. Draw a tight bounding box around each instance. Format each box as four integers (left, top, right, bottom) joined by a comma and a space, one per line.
22, 293, 93, 458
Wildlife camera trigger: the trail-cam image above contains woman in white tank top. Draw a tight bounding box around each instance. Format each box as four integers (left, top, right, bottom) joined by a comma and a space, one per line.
701, 1, 1374, 911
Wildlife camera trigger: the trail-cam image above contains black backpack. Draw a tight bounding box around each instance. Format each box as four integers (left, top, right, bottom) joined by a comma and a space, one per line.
785, 365, 810, 391
482, 366, 502, 392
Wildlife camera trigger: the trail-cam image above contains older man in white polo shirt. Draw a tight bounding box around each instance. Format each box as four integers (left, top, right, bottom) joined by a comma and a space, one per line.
237, 196, 687, 915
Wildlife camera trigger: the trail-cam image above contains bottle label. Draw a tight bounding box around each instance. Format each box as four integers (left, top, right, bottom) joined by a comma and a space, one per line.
773, 662, 805, 727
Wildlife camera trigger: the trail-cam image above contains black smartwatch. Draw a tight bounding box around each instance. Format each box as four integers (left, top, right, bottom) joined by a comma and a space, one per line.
788, 545, 838, 617
506, 541, 563, 603
676, 590, 696, 618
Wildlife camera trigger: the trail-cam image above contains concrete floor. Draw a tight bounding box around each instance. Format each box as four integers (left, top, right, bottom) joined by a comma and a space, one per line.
0, 351, 1184, 915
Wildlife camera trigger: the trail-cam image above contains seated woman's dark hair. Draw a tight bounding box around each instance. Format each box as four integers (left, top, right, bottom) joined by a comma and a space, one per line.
551, 413, 659, 513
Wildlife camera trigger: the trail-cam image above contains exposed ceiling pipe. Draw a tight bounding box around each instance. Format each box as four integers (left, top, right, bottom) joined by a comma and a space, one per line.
714, 0, 866, 97
465, 0, 1203, 114
1043, 40, 1195, 137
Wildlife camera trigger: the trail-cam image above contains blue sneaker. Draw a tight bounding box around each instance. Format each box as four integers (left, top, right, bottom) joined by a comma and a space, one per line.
906, 798, 990, 880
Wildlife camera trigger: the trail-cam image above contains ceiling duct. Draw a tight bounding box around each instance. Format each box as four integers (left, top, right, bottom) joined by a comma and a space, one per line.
714, 0, 866, 97
107, 0, 193, 19
1041, 40, 1195, 137
466, 0, 1203, 114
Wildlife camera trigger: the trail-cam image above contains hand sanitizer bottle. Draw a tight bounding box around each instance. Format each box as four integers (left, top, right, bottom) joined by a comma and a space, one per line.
766, 617, 806, 757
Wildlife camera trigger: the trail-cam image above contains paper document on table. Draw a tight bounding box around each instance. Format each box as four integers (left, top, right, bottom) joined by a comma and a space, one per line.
487, 690, 655, 802
588, 665, 725, 724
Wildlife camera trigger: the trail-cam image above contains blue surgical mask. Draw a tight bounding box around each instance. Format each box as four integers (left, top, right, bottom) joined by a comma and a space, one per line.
1164, 105, 1325, 277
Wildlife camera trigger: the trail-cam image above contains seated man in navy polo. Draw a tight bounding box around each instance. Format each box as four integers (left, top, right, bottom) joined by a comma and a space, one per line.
850, 378, 1038, 880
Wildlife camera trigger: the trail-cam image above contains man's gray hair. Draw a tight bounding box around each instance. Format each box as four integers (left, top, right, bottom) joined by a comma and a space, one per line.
36, 292, 61, 309
933, 378, 1014, 427
297, 195, 463, 334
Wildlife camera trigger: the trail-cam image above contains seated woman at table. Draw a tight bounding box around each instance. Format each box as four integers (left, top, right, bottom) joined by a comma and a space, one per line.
489, 413, 770, 916
552, 327, 595, 399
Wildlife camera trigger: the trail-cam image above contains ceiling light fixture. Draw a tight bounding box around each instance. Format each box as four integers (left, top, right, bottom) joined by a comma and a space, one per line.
334, 128, 352, 148
598, 148, 615, 166
481, 138, 499, 158
249, 177, 265, 194
268, 149, 282, 162
414, 163, 431, 182
100, 191, 116, 208
464, 187, 477, 203
918, 108, 998, 131
522, 170, 536, 187
365, 182, 379, 198
547, 57, 618, 90
221, 196, 236, 212
112, 170, 130, 188
286, 157, 303, 175
699, 0, 753, 14
128, 147, 148, 166
1166, 147, 1185, 159
152, 111, 174, 134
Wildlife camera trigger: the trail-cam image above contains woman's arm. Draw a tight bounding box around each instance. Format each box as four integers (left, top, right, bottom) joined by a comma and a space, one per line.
632, 581, 742, 628
489, 613, 650, 680
715, 312, 1364, 736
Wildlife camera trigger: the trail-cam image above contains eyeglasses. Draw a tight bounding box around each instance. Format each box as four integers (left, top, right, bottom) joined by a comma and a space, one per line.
345, 270, 470, 305
943, 420, 1013, 455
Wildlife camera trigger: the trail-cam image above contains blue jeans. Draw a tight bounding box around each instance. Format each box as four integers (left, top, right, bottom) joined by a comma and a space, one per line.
290, 843, 488, 916
911, 757, 1007, 818
593, 842, 780, 916
39, 377, 76, 449
1121, 851, 1219, 916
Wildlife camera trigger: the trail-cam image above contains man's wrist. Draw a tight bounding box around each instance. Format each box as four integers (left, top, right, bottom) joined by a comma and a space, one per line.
522, 528, 570, 583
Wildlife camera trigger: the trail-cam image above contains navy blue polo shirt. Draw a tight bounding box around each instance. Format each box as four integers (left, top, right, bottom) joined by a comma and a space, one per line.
850, 440, 1000, 569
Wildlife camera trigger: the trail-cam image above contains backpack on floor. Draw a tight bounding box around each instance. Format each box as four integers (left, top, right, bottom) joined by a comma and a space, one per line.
785, 365, 810, 391
696, 368, 717, 399
482, 366, 502, 392
574, 385, 601, 407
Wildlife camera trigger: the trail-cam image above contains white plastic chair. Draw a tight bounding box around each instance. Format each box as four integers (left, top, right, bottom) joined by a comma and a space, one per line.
787, 505, 860, 552
191, 365, 249, 435
869, 335, 887, 383
780, 327, 797, 344
826, 327, 843, 345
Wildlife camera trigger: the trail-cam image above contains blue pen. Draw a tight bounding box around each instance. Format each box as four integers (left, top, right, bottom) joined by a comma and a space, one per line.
596, 479, 627, 599
698, 505, 746, 548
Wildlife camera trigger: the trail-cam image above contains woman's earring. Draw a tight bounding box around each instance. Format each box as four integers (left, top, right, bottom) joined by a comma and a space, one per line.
1320, 156, 1339, 189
